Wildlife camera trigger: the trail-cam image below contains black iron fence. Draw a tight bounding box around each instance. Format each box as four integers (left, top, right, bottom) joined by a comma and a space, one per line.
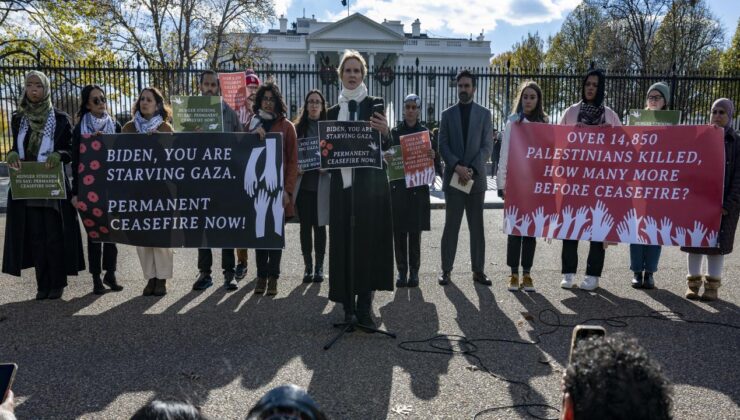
1, 58, 738, 158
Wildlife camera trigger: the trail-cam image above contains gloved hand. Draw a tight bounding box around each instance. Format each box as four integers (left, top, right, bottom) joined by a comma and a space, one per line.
46, 152, 61, 168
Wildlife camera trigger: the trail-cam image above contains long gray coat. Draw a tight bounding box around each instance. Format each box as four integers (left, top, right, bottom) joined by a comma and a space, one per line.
439, 102, 493, 194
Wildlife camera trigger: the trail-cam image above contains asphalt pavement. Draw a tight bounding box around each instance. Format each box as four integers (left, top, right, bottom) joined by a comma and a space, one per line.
0, 210, 738, 419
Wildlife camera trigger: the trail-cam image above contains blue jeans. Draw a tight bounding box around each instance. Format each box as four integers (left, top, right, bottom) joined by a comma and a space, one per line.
629, 244, 662, 273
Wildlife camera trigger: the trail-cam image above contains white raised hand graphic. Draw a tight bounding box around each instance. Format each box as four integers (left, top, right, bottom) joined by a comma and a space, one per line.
546, 214, 561, 238
261, 137, 278, 192
532, 207, 547, 237
254, 190, 270, 238
517, 214, 532, 236
641, 216, 659, 245
504, 207, 520, 235
620, 209, 643, 243
244, 147, 265, 197
272, 191, 284, 236
560, 206, 575, 239
707, 230, 718, 247
569, 206, 590, 240
580, 226, 592, 241
590, 212, 614, 242
616, 221, 632, 243
688, 221, 708, 247
658, 217, 673, 245
590, 201, 608, 229
671, 226, 687, 246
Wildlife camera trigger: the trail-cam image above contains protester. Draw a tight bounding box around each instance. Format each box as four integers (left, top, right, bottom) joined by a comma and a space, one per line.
561, 334, 672, 420
0, 390, 15, 420
559, 69, 621, 291
430, 127, 443, 178
234, 70, 262, 281
130, 400, 207, 420
386, 93, 434, 288
629, 82, 671, 290
122, 87, 174, 296
248, 82, 298, 296
293, 90, 330, 283
247, 384, 327, 420
681, 98, 740, 301
327, 49, 393, 330
192, 70, 244, 292
438, 69, 493, 287
497, 80, 549, 292
71, 84, 123, 295
2, 70, 85, 300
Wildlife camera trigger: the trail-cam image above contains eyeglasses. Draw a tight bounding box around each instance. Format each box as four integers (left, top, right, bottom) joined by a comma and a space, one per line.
307, 100, 322, 105
647, 95, 664, 102
712, 109, 726, 115
262, 96, 275, 103
92, 97, 107, 105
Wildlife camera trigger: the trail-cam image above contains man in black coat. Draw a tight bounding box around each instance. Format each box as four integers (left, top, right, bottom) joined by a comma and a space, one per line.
438, 69, 493, 286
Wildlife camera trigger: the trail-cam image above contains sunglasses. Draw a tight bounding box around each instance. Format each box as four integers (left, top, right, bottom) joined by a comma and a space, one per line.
91, 96, 107, 105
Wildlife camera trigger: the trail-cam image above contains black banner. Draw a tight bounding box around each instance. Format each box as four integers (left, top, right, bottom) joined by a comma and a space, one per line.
77, 132, 284, 249
318, 121, 382, 169
297, 136, 321, 171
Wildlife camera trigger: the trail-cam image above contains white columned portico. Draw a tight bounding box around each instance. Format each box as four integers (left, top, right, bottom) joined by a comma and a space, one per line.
368, 52, 376, 69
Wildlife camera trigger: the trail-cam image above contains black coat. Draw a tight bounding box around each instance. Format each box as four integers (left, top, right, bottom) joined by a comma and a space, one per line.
386, 121, 431, 232
683, 127, 740, 255
2, 110, 85, 276
327, 96, 394, 303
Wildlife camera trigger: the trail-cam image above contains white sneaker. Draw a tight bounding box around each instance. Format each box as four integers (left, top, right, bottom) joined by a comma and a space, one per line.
580, 275, 600, 291
560, 273, 576, 289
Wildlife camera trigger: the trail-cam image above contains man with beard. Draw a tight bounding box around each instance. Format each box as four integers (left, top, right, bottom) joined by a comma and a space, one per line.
438, 69, 493, 286
192, 70, 244, 291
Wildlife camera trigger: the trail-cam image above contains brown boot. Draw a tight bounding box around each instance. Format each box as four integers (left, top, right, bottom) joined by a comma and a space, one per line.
701, 276, 721, 301
265, 276, 278, 296
254, 277, 267, 294
685, 275, 702, 300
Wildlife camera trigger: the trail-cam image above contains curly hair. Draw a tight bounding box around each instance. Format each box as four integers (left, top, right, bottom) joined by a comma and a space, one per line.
564, 334, 672, 420
252, 82, 287, 118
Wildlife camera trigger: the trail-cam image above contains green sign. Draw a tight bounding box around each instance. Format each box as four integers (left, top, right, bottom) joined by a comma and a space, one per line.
385, 146, 405, 181
9, 162, 66, 200
627, 109, 681, 126
171, 96, 224, 132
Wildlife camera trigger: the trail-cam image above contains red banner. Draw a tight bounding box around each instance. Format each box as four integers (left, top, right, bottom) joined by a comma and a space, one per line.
400, 130, 435, 187
504, 123, 724, 247
218, 72, 247, 116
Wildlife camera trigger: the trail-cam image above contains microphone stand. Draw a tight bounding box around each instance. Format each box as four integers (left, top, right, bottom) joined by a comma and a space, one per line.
324, 99, 396, 350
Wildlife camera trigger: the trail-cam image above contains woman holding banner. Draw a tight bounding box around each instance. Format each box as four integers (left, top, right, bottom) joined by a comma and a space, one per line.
71, 84, 123, 295
2, 70, 85, 300
293, 90, 330, 283
327, 50, 393, 329
628, 82, 671, 290
248, 82, 298, 296
386, 93, 434, 288
122, 87, 174, 297
497, 80, 549, 292
559, 69, 621, 291
681, 98, 740, 301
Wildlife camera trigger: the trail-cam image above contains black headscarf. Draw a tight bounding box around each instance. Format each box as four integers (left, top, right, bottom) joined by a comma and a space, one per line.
578, 69, 607, 125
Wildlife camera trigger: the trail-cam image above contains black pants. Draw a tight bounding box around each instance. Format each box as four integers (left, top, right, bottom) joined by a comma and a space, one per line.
197, 248, 235, 274
299, 224, 326, 262
88, 239, 117, 275
440, 190, 485, 272
394, 231, 421, 274
342, 291, 373, 316
561, 240, 605, 277
256, 249, 282, 278
506, 235, 536, 272
27, 206, 67, 291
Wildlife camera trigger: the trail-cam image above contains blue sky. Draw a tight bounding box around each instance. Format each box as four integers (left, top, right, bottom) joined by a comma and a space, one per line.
271, 0, 740, 56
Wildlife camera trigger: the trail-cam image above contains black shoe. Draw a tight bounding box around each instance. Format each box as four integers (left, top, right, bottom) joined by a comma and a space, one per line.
224, 271, 238, 291
408, 270, 419, 287
356, 313, 377, 333
35, 290, 49, 300
643, 272, 655, 289
143, 278, 156, 296
631, 272, 644, 288
235, 263, 247, 280
153, 278, 167, 296
103, 271, 123, 291
395, 271, 408, 288
313, 264, 324, 283
192, 272, 213, 291
303, 268, 314, 283
47, 288, 64, 300
92, 274, 107, 295
438, 271, 451, 285
473, 272, 492, 286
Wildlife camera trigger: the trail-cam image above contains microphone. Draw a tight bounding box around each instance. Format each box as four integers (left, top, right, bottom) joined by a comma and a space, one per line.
348, 100, 357, 121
